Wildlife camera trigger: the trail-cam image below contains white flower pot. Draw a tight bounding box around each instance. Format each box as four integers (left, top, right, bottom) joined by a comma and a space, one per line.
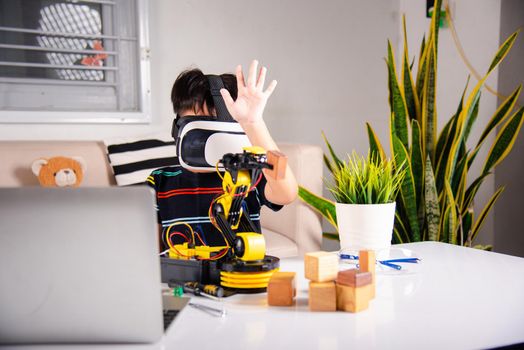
336, 202, 396, 252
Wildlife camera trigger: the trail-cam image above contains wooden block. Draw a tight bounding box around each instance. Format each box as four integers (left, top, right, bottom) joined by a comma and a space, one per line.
267, 271, 296, 306
336, 269, 372, 287
359, 250, 376, 274
309, 281, 336, 312
305, 251, 339, 282
359, 250, 376, 298
336, 283, 372, 313
266, 150, 287, 180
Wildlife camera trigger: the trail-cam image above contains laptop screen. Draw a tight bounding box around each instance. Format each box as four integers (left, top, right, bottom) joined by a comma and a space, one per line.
0, 187, 165, 344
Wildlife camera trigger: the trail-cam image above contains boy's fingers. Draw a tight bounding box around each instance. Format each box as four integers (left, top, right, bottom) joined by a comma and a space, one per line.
236, 65, 246, 90
264, 80, 278, 97
247, 60, 258, 89
257, 66, 267, 91
220, 89, 235, 110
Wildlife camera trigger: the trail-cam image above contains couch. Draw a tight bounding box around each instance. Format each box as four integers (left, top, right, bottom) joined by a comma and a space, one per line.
0, 141, 323, 257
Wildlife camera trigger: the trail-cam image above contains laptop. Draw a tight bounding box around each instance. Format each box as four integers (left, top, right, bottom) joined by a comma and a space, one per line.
0, 187, 188, 344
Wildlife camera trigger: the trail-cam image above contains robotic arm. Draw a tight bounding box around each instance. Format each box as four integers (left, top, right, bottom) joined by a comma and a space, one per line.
211, 147, 272, 262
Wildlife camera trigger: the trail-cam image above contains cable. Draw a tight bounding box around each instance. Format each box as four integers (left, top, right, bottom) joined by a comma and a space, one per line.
165, 222, 195, 248
249, 173, 263, 192
215, 160, 224, 181
443, 0, 520, 107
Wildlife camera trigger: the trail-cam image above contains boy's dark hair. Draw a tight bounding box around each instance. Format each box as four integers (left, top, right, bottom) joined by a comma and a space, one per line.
171, 69, 237, 116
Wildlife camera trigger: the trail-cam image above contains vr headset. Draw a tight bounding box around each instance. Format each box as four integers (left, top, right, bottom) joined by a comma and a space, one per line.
171, 75, 251, 172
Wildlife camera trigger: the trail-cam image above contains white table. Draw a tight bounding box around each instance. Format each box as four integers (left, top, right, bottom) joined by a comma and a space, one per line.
4, 242, 524, 350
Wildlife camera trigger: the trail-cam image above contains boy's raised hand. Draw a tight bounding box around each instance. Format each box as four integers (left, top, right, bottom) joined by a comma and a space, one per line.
220, 60, 277, 125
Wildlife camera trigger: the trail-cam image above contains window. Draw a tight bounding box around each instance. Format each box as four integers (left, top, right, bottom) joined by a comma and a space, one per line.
0, 0, 150, 123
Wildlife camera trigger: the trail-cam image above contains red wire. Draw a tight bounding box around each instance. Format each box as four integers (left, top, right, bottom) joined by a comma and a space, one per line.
168, 231, 192, 258
250, 173, 263, 191
193, 230, 207, 246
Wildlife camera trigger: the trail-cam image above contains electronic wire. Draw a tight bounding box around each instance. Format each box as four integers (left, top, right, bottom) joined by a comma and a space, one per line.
443, 0, 521, 107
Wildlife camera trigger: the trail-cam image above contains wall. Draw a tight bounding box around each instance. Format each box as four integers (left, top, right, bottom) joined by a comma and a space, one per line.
399, 0, 502, 247
0, 0, 399, 152
495, 0, 524, 257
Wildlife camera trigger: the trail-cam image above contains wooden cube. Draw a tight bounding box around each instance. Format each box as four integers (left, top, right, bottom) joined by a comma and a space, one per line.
309, 281, 336, 311
266, 150, 288, 180
336, 283, 373, 313
359, 250, 376, 274
359, 250, 376, 298
305, 251, 339, 282
336, 269, 372, 287
267, 271, 296, 306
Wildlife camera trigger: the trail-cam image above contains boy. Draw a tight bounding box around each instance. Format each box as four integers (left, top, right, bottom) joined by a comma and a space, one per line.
148, 60, 298, 250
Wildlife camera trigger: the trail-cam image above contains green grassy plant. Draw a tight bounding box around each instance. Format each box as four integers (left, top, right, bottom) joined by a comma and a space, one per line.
326, 152, 405, 205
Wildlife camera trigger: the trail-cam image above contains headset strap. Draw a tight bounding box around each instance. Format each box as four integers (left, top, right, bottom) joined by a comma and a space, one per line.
207, 75, 235, 122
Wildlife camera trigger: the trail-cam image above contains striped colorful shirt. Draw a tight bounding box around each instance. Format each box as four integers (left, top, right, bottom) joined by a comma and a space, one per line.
147, 159, 282, 249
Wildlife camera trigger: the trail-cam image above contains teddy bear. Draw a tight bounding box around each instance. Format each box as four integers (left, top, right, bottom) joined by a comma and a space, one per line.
31, 156, 87, 187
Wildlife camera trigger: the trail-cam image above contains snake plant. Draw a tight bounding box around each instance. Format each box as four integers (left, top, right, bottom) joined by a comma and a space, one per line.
299, 0, 524, 249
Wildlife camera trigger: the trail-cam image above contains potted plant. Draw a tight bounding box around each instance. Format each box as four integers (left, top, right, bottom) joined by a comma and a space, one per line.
299, 0, 524, 250
326, 152, 405, 252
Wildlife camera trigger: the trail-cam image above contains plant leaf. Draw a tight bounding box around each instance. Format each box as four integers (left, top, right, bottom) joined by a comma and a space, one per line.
392, 135, 421, 241
418, 34, 426, 64
473, 244, 493, 251
451, 145, 468, 197
411, 119, 424, 207
469, 85, 522, 168
322, 232, 339, 241
416, 41, 428, 100
430, 0, 443, 58
402, 15, 420, 121
482, 107, 524, 174
323, 154, 334, 175
394, 211, 411, 244
298, 186, 338, 230
478, 85, 521, 147
440, 205, 450, 243
321, 131, 343, 171
424, 155, 440, 241
387, 40, 410, 149
463, 172, 492, 213
435, 77, 469, 168
366, 122, 386, 162
470, 187, 504, 243
487, 31, 519, 74
444, 179, 458, 244
463, 92, 481, 143
421, 39, 437, 159
393, 228, 404, 245
447, 82, 483, 183
462, 209, 473, 246
435, 117, 453, 164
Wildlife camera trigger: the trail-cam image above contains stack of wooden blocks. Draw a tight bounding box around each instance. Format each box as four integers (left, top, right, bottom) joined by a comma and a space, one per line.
305, 250, 376, 313
266, 250, 376, 312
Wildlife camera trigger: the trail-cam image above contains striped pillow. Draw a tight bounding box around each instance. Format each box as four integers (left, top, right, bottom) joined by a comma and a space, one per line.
104, 134, 177, 186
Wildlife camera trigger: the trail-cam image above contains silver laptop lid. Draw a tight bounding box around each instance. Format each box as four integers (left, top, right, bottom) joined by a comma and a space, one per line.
0, 187, 163, 344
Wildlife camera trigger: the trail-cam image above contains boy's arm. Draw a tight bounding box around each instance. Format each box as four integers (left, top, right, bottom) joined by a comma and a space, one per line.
221, 60, 298, 205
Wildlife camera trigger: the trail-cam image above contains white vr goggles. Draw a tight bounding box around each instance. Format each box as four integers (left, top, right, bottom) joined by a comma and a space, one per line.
171, 75, 251, 172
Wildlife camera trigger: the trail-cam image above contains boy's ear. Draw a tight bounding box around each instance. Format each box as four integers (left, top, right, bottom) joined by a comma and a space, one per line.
31, 159, 48, 176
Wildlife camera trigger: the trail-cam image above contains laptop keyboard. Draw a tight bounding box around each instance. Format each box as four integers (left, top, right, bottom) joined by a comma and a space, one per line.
163, 309, 180, 330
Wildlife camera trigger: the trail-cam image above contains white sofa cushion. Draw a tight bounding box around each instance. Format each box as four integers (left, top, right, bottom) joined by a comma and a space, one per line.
262, 227, 298, 258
